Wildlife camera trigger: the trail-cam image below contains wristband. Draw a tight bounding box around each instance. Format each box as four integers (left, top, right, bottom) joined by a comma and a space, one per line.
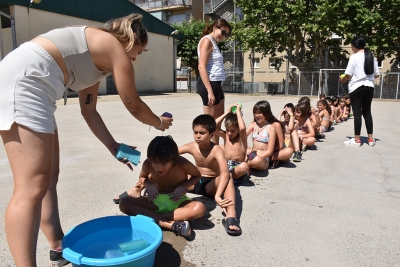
154, 116, 163, 130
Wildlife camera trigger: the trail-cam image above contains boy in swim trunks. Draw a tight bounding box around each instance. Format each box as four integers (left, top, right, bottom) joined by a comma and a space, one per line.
215, 103, 250, 184
179, 114, 242, 235
118, 136, 206, 239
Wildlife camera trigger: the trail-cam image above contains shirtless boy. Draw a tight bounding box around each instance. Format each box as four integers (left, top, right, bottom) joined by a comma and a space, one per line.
118, 136, 206, 239
215, 103, 250, 184
179, 114, 242, 235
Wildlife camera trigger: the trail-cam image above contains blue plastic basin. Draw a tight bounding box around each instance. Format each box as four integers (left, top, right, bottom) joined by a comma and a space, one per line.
62, 215, 162, 267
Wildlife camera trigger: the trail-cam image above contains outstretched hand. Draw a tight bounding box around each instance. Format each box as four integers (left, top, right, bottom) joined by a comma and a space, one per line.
157, 116, 173, 131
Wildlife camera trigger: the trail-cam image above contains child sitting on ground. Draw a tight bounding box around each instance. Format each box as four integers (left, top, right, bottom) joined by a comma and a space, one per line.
325, 96, 337, 126
344, 95, 352, 116
179, 114, 242, 236
298, 96, 321, 138
295, 102, 316, 151
338, 97, 349, 121
279, 103, 302, 162
332, 96, 342, 124
118, 135, 206, 239
317, 99, 332, 138
246, 100, 277, 171
215, 103, 250, 184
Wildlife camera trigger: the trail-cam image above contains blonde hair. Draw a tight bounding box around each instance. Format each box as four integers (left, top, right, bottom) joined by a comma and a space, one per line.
104, 13, 148, 52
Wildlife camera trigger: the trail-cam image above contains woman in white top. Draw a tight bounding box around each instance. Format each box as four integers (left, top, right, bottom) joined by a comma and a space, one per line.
197, 19, 232, 144
340, 37, 380, 147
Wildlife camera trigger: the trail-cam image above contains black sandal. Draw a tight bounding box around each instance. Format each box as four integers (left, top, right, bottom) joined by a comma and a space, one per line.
171, 220, 192, 239
113, 191, 129, 204
223, 217, 242, 236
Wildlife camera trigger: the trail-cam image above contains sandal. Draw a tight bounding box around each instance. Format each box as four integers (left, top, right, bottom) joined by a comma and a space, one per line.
222, 217, 242, 236
171, 220, 192, 239
113, 191, 129, 204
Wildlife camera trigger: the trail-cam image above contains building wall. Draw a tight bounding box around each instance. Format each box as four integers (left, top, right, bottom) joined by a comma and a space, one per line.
1, 5, 174, 94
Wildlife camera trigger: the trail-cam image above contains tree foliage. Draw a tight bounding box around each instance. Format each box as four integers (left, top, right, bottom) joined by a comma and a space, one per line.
173, 18, 230, 76
234, 0, 400, 69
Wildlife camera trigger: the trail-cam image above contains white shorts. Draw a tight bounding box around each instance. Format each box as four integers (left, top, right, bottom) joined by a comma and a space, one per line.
0, 42, 65, 134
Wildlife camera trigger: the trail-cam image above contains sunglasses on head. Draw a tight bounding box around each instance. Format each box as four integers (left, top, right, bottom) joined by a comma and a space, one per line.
216, 26, 230, 37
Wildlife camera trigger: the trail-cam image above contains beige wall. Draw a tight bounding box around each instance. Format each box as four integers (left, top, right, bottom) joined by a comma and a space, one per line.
0, 5, 174, 95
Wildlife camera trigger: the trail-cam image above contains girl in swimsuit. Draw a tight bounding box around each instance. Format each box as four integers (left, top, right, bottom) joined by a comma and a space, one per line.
295, 103, 316, 151
279, 103, 302, 162
317, 99, 332, 137
246, 100, 276, 171
338, 97, 349, 121
298, 96, 320, 138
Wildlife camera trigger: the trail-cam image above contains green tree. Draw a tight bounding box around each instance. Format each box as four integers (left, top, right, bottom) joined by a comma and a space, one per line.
234, 0, 400, 69
234, 0, 345, 70
338, 0, 400, 65
173, 18, 230, 77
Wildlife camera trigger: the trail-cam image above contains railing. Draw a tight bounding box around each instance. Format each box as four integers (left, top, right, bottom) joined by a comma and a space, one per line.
204, 0, 229, 14
135, 0, 192, 10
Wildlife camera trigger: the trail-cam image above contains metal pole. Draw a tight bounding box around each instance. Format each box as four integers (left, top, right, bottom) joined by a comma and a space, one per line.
311, 72, 314, 96
297, 71, 300, 95
380, 75, 383, 99
251, 48, 254, 94
396, 74, 399, 100
0, 14, 4, 60
173, 40, 177, 92
0, 10, 17, 50
286, 49, 289, 95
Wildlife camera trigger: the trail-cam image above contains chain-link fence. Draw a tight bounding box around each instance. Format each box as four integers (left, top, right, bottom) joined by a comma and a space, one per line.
184, 49, 400, 100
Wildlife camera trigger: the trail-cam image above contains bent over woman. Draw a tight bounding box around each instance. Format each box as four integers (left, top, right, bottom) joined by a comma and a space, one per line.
0, 13, 172, 267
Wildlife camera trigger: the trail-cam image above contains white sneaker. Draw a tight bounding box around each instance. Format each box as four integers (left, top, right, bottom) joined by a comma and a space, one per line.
343, 138, 361, 147
368, 138, 375, 147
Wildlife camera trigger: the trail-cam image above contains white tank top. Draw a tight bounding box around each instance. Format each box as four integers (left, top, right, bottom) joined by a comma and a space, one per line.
197, 35, 225, 81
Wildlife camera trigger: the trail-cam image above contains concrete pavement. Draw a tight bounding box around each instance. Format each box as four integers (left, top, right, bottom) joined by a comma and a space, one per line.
0, 93, 399, 267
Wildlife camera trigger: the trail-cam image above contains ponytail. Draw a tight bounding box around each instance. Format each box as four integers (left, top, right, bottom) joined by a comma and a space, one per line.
364, 47, 374, 75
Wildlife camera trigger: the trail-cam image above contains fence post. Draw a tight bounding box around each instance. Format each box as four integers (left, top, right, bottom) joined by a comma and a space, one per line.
380, 75, 383, 99
311, 72, 314, 96
396, 74, 399, 100
297, 71, 301, 95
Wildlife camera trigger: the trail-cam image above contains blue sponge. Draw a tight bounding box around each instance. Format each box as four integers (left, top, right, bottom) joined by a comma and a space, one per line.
115, 143, 141, 166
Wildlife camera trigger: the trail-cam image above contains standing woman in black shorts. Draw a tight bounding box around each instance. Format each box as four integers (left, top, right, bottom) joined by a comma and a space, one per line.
197, 19, 232, 144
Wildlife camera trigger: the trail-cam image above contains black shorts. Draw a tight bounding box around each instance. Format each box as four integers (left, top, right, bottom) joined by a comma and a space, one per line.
187, 177, 214, 198
196, 77, 224, 106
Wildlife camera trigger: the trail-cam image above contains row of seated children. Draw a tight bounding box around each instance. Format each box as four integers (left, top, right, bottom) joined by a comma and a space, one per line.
111, 96, 351, 239
319, 93, 351, 130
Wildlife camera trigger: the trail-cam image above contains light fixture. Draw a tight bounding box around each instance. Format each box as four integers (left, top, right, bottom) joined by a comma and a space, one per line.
170, 30, 179, 36
28, 0, 42, 14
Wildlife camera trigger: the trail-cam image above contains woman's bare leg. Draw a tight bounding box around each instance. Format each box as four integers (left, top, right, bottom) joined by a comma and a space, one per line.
40, 130, 64, 250
1, 124, 54, 267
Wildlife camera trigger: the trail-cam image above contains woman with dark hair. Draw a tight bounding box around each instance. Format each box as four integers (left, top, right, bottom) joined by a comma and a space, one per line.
340, 37, 380, 147
197, 19, 232, 145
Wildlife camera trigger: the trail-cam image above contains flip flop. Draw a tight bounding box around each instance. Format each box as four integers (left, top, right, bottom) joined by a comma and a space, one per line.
222, 217, 242, 236
113, 191, 129, 204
